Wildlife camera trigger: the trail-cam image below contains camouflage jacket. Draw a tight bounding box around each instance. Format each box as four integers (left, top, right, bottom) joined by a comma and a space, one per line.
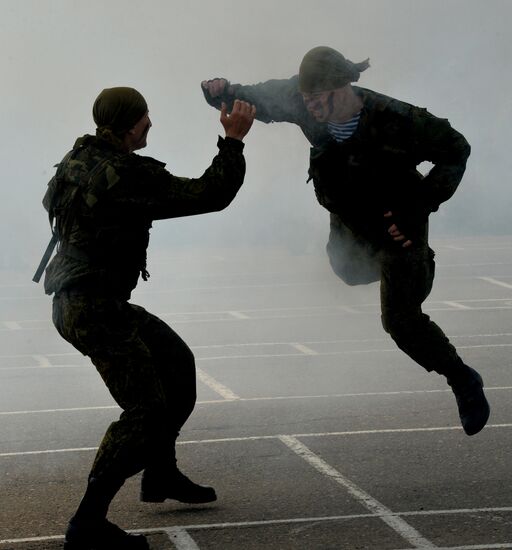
43, 134, 246, 298
203, 76, 470, 244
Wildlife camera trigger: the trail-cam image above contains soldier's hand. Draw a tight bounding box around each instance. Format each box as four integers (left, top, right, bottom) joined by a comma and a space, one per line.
201, 78, 232, 97
384, 211, 412, 248
221, 100, 256, 141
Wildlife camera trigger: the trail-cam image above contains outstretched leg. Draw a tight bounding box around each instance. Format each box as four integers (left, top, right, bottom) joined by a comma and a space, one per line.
380, 242, 490, 435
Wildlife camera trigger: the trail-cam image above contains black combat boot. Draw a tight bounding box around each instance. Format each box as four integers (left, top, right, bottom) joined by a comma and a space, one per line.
63, 518, 149, 550
447, 365, 490, 436
140, 467, 217, 503
64, 476, 148, 549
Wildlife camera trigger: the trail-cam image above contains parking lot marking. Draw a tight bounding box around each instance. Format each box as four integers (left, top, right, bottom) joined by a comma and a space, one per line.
290, 343, 318, 355
442, 301, 472, 310
443, 245, 465, 251
31, 354, 52, 368
3, 337, 512, 370
0, 534, 64, 545
479, 277, 512, 290
0, 405, 119, 415
2, 296, 512, 332
133, 506, 512, 531
228, 310, 250, 319
5, 423, 512, 458
0, 446, 98, 457
1, 330, 512, 361
2, 321, 21, 330
3, 509, 512, 546
279, 435, 436, 548
2, 388, 512, 416
338, 305, 360, 313
164, 528, 200, 550
196, 367, 240, 400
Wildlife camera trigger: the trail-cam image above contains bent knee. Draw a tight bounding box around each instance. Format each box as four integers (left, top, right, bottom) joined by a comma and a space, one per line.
381, 310, 426, 338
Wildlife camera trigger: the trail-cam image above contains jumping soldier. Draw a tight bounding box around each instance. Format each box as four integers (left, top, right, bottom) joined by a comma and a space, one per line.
201, 46, 490, 437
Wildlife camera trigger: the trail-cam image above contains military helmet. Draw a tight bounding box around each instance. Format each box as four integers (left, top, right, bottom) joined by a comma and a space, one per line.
298, 46, 370, 93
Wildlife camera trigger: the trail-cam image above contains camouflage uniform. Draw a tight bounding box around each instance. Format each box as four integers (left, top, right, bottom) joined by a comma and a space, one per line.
44, 133, 246, 482
203, 77, 470, 376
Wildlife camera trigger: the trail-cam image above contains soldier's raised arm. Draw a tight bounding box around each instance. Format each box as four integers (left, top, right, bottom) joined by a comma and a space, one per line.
201, 75, 307, 125
104, 99, 257, 221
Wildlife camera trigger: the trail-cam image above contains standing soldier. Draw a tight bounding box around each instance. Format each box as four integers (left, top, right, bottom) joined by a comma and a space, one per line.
35, 87, 255, 549
201, 46, 490, 437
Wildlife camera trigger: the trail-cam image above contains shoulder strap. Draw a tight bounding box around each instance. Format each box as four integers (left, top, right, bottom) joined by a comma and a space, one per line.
32, 233, 58, 283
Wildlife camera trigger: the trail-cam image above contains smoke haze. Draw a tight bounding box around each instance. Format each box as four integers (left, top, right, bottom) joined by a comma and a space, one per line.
1, 0, 511, 269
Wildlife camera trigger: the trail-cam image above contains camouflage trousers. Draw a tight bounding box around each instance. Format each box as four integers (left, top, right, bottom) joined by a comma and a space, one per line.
52, 291, 196, 483
326, 213, 463, 375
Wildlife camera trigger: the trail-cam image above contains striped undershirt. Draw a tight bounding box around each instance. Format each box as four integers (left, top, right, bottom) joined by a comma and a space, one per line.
327, 111, 361, 142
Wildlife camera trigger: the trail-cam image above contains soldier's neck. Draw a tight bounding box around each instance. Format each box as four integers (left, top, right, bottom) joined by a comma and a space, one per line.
329, 87, 363, 123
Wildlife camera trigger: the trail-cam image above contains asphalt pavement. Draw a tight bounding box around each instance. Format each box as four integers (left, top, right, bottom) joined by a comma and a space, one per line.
1, 236, 511, 549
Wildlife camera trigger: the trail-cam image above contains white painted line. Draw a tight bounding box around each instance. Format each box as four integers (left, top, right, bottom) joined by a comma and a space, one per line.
227, 310, 250, 319
135, 506, 512, 531
196, 367, 240, 400
279, 435, 436, 548
5, 423, 512, 459
2, 339, 512, 371
443, 245, 465, 251
8, 304, 510, 331
0, 534, 64, 545
31, 354, 53, 368
442, 301, 472, 310
197, 385, 512, 407
0, 364, 86, 371
1, 330, 512, 361
193, 342, 512, 361
182, 423, 512, 446
3, 509, 512, 546
0, 330, 508, 361
165, 528, 200, 550
2, 296, 512, 332
460, 344, 512, 349
290, 343, 318, 355
3, 321, 21, 330
4, 386, 512, 416
338, 305, 360, 314
0, 405, 119, 415
400, 506, 512, 517
479, 277, 512, 290
0, 447, 98, 457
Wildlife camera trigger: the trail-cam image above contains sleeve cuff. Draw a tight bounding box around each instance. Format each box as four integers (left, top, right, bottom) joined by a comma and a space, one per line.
217, 135, 245, 152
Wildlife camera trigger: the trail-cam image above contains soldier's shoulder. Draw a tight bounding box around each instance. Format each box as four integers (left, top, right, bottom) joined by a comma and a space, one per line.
90, 153, 166, 197
359, 87, 437, 135
360, 88, 421, 115
130, 153, 166, 168
112, 154, 167, 182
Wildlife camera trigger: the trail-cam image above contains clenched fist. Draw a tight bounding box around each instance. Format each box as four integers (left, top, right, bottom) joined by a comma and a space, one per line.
201, 78, 232, 97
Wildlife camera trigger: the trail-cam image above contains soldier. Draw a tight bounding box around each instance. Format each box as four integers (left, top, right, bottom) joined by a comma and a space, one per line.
36, 87, 255, 549
201, 46, 490, 437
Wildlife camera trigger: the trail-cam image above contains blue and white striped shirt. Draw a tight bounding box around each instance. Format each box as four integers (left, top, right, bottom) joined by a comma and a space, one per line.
327, 111, 362, 142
